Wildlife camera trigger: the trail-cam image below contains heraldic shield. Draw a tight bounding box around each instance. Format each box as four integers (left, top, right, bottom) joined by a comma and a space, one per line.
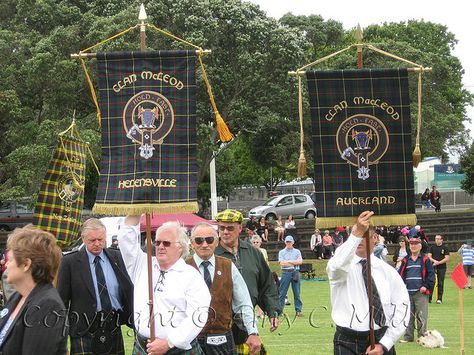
307, 68, 416, 227
93, 51, 198, 215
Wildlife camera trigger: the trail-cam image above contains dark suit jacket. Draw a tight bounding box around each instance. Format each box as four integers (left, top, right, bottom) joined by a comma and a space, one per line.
57, 248, 133, 337
0, 283, 67, 355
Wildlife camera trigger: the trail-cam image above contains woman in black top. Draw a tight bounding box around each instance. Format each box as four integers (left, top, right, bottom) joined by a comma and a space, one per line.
0, 225, 67, 355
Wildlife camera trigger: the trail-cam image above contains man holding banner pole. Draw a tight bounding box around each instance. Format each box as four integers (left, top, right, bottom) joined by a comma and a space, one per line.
327, 211, 410, 355
118, 215, 211, 355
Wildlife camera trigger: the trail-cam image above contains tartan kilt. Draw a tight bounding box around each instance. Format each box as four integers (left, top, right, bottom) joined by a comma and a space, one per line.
132, 339, 204, 355
70, 332, 125, 355
236, 342, 268, 355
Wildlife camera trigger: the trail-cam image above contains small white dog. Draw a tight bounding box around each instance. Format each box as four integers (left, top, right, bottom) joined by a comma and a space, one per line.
417, 330, 445, 348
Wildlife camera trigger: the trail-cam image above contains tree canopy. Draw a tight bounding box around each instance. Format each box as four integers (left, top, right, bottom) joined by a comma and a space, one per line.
0, 0, 471, 207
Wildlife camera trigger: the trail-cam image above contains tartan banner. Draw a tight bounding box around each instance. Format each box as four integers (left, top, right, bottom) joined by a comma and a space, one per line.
33, 136, 87, 245
307, 68, 416, 227
93, 50, 198, 215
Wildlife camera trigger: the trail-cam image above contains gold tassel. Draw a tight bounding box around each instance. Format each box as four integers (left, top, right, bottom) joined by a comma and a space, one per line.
197, 54, 233, 143
413, 143, 421, 168
298, 149, 307, 177
215, 111, 233, 143
297, 75, 307, 177
413, 71, 423, 168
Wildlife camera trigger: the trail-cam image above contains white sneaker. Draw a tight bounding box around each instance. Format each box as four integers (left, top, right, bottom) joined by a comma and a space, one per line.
436, 300, 442, 304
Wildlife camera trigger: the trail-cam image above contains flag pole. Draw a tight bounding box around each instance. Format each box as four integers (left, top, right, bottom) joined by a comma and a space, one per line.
138, 3, 156, 342
459, 287, 464, 355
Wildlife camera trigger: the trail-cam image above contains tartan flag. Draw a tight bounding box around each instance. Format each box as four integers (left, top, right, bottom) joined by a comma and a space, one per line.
93, 50, 198, 215
33, 136, 87, 246
306, 68, 416, 227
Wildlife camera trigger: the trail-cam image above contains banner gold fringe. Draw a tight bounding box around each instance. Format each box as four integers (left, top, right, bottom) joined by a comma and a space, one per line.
315, 214, 417, 229
92, 202, 198, 216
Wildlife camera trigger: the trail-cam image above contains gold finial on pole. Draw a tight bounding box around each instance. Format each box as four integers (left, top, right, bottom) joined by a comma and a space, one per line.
139, 3, 147, 51
355, 24, 363, 69
354, 24, 363, 44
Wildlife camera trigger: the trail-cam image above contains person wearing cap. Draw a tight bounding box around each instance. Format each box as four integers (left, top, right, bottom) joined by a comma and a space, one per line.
214, 209, 281, 355
186, 222, 261, 355
278, 235, 303, 316
398, 236, 435, 342
428, 234, 450, 303
327, 211, 410, 355
457, 239, 474, 289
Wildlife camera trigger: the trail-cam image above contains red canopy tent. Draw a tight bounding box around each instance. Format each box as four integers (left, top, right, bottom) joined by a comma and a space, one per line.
140, 213, 215, 232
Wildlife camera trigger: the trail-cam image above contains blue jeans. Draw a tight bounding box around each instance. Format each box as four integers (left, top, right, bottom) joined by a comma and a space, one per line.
279, 270, 302, 313
422, 199, 431, 208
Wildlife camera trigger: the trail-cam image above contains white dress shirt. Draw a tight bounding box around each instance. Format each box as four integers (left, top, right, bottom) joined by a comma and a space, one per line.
326, 235, 410, 351
118, 223, 211, 350
192, 254, 258, 335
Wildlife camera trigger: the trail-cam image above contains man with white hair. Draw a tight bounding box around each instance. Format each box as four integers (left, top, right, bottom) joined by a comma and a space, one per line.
119, 216, 211, 355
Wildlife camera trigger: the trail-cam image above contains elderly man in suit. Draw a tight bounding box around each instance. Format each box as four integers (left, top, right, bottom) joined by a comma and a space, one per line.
57, 218, 134, 355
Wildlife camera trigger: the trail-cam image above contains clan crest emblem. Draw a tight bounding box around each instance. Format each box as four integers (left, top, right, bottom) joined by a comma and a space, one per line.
123, 90, 175, 159
57, 173, 83, 211
336, 114, 389, 180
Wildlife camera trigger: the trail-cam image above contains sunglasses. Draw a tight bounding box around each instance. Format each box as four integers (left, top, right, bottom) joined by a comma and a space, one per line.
193, 236, 216, 245
154, 240, 179, 247
218, 225, 236, 232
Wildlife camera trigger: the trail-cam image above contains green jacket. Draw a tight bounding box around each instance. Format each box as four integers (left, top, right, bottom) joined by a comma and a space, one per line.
215, 239, 281, 317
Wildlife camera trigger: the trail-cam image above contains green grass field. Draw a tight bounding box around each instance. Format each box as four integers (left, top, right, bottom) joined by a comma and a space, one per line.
122, 253, 473, 354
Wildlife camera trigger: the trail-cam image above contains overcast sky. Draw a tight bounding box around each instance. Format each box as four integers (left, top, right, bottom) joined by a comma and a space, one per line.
248, 0, 474, 146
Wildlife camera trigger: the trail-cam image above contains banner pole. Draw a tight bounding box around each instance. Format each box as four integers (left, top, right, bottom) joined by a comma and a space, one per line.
355, 24, 363, 69
138, 3, 156, 342
357, 24, 375, 349
364, 230, 376, 349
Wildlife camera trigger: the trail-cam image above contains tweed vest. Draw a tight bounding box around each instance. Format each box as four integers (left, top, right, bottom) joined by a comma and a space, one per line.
186, 255, 233, 334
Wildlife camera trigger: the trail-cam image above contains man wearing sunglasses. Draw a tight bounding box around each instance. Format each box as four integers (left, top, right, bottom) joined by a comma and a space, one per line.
214, 209, 281, 355
186, 222, 261, 355
118, 216, 211, 355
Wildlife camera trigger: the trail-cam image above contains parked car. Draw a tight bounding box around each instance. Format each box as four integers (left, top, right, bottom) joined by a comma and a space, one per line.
0, 199, 34, 231
248, 194, 317, 221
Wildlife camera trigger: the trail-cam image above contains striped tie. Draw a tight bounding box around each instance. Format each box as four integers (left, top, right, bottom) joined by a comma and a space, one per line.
201, 261, 212, 289
360, 259, 386, 327
94, 256, 112, 311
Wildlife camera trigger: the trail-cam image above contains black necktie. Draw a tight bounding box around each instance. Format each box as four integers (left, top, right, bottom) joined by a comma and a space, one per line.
201, 261, 212, 289
94, 256, 112, 312
360, 259, 386, 327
